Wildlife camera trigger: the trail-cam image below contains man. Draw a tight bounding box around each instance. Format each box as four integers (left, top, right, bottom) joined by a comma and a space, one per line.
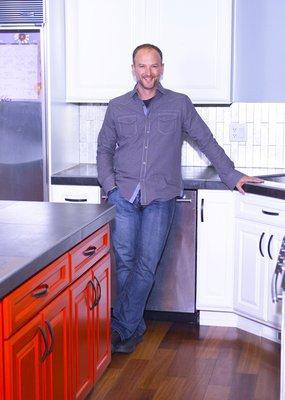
97, 43, 262, 354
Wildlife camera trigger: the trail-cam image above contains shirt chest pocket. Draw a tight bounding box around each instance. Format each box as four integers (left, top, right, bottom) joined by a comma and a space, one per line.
158, 113, 177, 135
117, 115, 137, 138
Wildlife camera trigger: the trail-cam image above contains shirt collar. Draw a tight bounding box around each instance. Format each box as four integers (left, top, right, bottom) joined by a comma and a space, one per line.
130, 82, 166, 98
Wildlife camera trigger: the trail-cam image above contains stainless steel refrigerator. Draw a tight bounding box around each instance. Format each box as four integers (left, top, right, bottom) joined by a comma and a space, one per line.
0, 28, 47, 201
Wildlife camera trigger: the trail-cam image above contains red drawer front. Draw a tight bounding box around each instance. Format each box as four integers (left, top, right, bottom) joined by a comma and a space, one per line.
2, 254, 69, 339
69, 224, 110, 281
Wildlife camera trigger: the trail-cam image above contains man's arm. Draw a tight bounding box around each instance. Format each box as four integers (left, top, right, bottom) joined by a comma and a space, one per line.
182, 97, 263, 191
96, 104, 117, 195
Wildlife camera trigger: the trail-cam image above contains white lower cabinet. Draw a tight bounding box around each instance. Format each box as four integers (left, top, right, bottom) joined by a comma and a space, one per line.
234, 219, 266, 321
234, 193, 285, 330
50, 184, 101, 204
196, 190, 234, 311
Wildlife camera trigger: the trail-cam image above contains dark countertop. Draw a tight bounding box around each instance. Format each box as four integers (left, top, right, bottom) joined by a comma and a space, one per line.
0, 201, 115, 299
51, 163, 285, 197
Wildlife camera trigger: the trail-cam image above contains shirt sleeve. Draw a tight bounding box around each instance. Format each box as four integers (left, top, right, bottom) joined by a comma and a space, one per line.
96, 103, 117, 194
182, 97, 244, 190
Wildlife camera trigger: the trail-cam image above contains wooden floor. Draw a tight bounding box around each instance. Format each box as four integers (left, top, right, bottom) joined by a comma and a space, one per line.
88, 321, 281, 400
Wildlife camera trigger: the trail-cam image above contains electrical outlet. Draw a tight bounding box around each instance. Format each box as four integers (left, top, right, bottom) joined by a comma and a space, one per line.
229, 123, 247, 142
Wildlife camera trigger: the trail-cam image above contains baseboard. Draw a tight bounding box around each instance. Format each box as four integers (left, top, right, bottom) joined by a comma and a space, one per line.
199, 310, 281, 343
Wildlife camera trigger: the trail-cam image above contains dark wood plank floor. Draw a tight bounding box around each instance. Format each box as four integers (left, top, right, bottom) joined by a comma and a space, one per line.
88, 321, 281, 400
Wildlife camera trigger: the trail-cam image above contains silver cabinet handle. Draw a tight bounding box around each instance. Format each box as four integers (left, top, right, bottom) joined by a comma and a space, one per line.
176, 198, 192, 203
271, 265, 285, 303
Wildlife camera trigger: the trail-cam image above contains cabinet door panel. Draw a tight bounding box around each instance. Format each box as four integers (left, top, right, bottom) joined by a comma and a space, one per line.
42, 291, 71, 400
65, 0, 144, 102
92, 255, 111, 382
234, 220, 266, 320
70, 270, 94, 400
4, 315, 44, 400
146, 0, 232, 103
197, 190, 234, 310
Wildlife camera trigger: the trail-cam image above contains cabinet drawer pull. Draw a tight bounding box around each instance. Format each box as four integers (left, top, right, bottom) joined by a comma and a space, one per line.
64, 198, 87, 202
88, 280, 97, 310
45, 320, 55, 356
259, 232, 265, 257
201, 198, 204, 222
32, 284, 49, 298
83, 246, 97, 257
94, 276, 102, 306
268, 234, 273, 260
38, 326, 49, 362
262, 209, 279, 216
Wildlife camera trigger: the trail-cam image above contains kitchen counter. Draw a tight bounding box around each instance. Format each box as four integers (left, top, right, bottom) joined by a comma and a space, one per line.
0, 200, 115, 299
51, 163, 285, 196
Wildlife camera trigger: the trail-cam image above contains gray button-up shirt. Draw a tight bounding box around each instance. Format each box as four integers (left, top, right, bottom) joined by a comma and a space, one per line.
97, 83, 243, 205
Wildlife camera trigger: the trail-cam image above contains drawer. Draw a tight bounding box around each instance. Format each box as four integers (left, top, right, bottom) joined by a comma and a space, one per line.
3, 254, 69, 339
70, 224, 110, 281
235, 192, 285, 227
50, 184, 101, 204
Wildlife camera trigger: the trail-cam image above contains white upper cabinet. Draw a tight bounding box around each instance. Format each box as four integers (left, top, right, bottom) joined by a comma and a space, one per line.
65, 0, 233, 103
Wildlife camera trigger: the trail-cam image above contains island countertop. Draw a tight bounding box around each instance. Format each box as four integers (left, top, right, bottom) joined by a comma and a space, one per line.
0, 201, 115, 299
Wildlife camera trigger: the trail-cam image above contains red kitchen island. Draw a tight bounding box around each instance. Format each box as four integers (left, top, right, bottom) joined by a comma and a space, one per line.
0, 200, 115, 400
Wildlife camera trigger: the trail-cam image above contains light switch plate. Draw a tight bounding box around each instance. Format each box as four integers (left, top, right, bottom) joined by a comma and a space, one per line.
229, 123, 247, 142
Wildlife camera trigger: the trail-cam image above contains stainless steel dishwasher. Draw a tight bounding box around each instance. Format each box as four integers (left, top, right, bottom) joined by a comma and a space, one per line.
103, 189, 199, 323
145, 190, 198, 323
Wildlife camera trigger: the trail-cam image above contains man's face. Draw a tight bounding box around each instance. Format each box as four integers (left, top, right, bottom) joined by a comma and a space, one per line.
132, 48, 164, 92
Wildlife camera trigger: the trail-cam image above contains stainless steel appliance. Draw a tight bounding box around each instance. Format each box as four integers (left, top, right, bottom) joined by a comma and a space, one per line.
271, 236, 285, 400
145, 190, 198, 322
0, 3, 47, 201
272, 235, 285, 304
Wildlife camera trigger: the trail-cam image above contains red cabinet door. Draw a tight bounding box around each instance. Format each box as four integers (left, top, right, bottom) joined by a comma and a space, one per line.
70, 270, 94, 400
92, 254, 111, 382
0, 303, 4, 400
42, 290, 71, 400
4, 314, 45, 400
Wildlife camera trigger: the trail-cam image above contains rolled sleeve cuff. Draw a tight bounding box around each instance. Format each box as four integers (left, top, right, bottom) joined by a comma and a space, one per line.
222, 169, 244, 190
102, 174, 116, 195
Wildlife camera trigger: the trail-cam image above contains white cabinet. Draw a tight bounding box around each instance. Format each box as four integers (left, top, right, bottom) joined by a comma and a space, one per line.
234, 219, 266, 321
65, 0, 233, 103
50, 185, 101, 204
234, 193, 285, 329
196, 190, 234, 311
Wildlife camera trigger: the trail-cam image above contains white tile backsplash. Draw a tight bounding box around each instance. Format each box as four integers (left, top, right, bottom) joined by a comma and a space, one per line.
79, 103, 285, 168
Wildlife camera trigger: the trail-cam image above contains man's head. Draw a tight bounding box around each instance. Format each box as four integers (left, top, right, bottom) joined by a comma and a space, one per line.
132, 44, 164, 97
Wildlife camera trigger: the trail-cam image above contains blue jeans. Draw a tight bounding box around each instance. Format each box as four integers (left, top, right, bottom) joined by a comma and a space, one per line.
107, 189, 175, 340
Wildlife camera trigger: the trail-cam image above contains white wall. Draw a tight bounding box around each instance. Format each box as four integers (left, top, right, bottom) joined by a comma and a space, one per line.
79, 103, 285, 169
233, 0, 285, 102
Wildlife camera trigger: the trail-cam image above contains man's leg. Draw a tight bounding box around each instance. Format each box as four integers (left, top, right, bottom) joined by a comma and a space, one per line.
112, 197, 175, 342
108, 189, 141, 296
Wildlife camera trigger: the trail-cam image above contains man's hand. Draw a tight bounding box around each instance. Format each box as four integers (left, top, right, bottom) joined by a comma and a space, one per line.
235, 175, 264, 195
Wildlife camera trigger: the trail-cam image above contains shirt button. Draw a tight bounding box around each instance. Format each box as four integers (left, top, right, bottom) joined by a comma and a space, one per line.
142, 161, 146, 165
146, 130, 150, 133
145, 145, 148, 149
